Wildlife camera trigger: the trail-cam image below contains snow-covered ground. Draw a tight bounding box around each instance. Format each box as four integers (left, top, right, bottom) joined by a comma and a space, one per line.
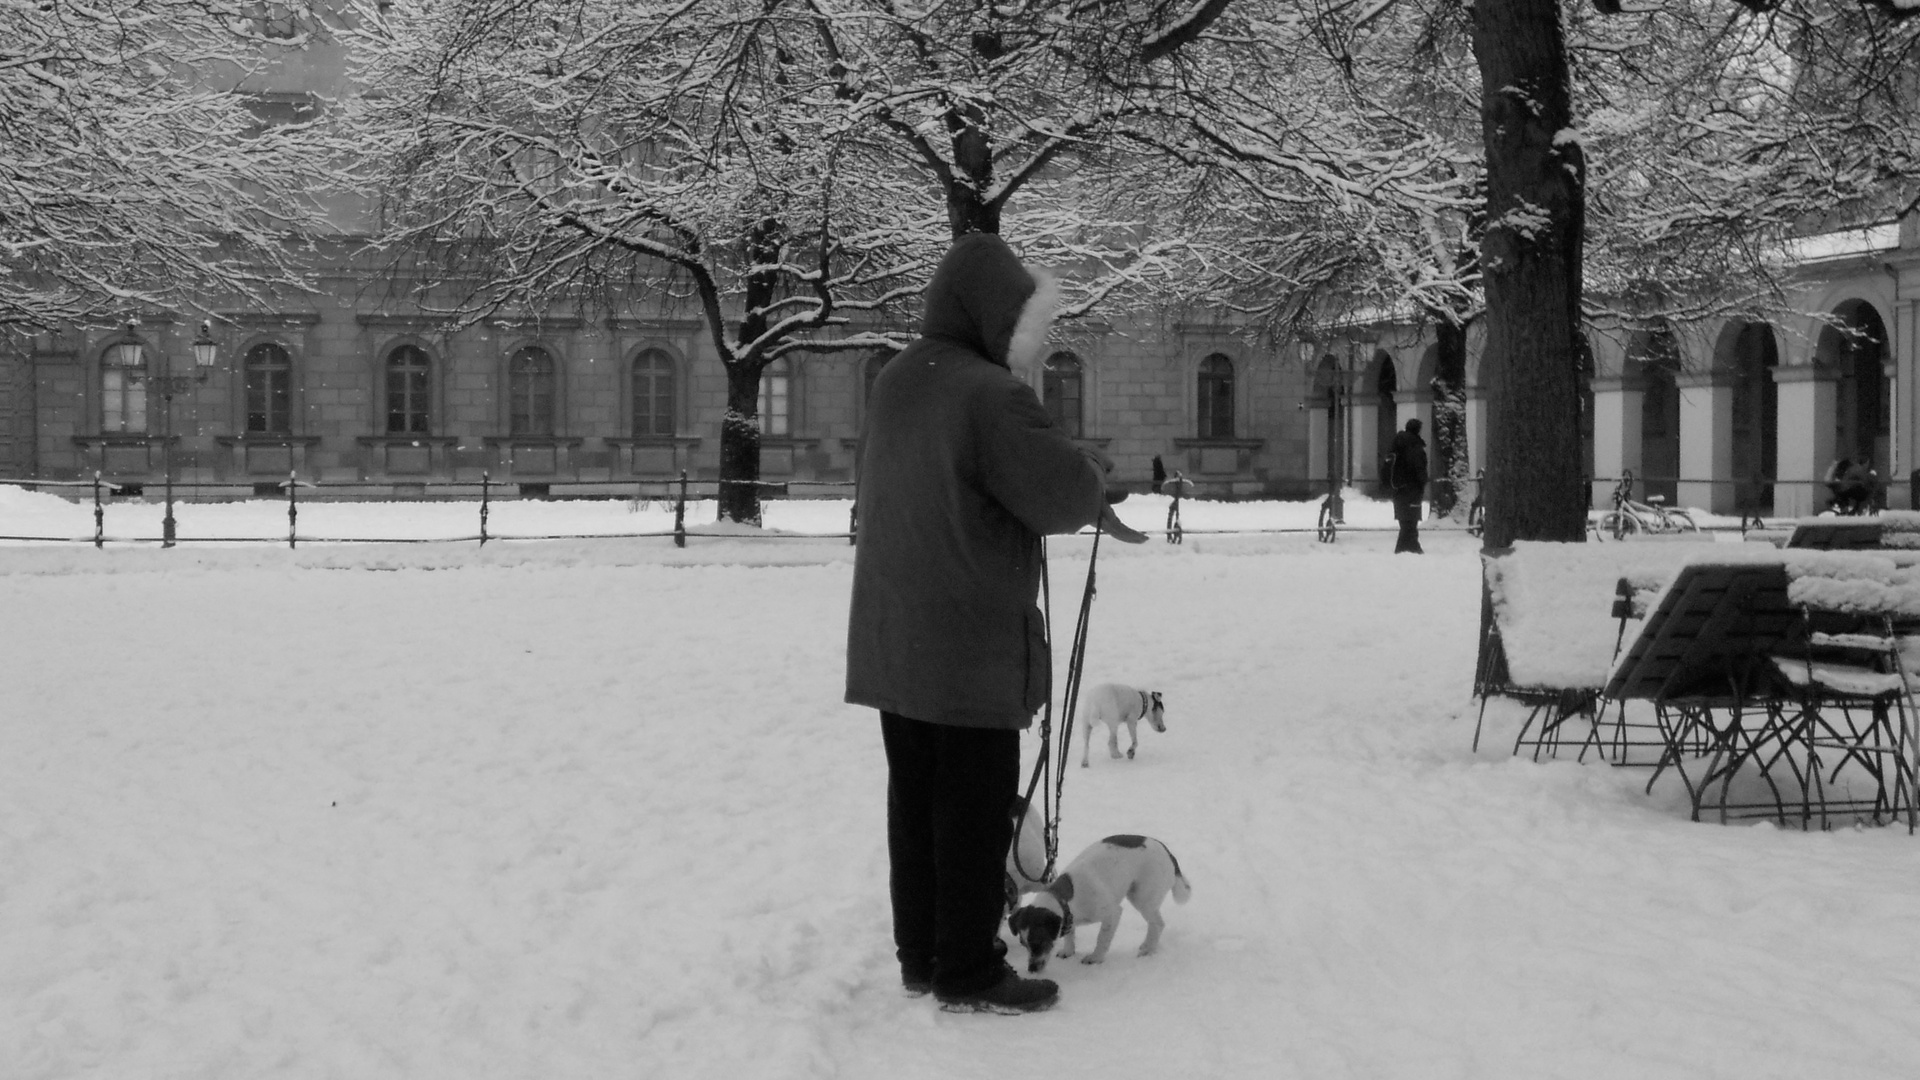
5, 485, 1918, 1080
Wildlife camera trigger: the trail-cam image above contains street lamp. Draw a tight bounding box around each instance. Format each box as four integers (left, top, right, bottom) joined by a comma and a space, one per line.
146, 319, 221, 547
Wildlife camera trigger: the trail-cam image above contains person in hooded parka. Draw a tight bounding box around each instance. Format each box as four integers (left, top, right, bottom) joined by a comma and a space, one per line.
845, 233, 1143, 1013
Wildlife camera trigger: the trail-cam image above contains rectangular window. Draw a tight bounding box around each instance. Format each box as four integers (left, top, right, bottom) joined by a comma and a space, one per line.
246, 350, 292, 434
103, 368, 147, 434
634, 358, 674, 436
510, 375, 555, 435
388, 367, 429, 434
1199, 380, 1233, 438
758, 363, 790, 437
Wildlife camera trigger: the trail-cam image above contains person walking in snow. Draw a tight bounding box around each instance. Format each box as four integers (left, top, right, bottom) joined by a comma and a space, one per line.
1387, 418, 1429, 554
845, 233, 1145, 1015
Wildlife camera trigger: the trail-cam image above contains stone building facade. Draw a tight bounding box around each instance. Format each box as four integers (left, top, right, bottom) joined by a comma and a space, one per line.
0, 280, 1327, 500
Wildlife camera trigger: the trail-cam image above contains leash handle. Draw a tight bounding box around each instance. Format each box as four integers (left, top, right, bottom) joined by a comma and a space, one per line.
1014, 520, 1103, 887
1048, 523, 1100, 877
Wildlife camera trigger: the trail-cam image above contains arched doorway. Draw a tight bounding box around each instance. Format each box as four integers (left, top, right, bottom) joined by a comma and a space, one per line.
1374, 353, 1398, 495
1728, 321, 1779, 513
1817, 300, 1890, 482
1632, 326, 1682, 505
1309, 354, 1342, 497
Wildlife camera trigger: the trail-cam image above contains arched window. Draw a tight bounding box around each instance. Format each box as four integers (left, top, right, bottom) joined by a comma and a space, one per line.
245, 342, 293, 435
385, 345, 431, 434
508, 345, 557, 436
102, 334, 148, 434
1042, 351, 1084, 437
1198, 353, 1235, 439
758, 357, 792, 437
632, 349, 676, 436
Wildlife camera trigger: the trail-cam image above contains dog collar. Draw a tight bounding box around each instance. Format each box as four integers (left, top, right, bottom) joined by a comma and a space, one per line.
1138, 689, 1149, 717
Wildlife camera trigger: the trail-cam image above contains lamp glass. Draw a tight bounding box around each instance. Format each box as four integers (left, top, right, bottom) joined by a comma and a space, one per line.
191, 328, 219, 368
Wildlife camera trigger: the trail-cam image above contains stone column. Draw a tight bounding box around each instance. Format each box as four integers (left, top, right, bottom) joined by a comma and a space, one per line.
1589, 375, 1644, 508
1350, 395, 1381, 485
1675, 372, 1737, 514
1306, 396, 1329, 495
1897, 292, 1919, 510
1465, 387, 1487, 489
1772, 364, 1836, 519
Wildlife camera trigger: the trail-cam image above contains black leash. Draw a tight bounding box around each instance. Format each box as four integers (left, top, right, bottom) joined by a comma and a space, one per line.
1012, 521, 1104, 887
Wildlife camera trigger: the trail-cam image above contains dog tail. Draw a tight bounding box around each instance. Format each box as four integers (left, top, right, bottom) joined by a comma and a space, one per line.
1161, 840, 1192, 905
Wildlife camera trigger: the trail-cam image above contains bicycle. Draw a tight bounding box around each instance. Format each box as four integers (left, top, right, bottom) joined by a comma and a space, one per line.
1596, 470, 1698, 539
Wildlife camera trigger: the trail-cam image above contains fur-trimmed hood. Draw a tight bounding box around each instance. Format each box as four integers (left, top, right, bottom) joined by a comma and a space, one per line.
919, 233, 1058, 369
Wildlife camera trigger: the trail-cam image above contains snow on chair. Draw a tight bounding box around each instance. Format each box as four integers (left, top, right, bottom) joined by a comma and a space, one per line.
1473, 546, 1681, 763
1763, 557, 1920, 830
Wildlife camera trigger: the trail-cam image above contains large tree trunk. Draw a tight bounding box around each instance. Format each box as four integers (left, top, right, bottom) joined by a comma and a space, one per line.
947, 105, 999, 236
715, 220, 781, 525
1429, 317, 1470, 519
1472, 0, 1587, 548
718, 363, 764, 526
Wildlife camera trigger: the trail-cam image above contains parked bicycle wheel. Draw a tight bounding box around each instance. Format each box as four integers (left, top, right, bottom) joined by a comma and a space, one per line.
1598, 510, 1640, 540
1664, 509, 1700, 533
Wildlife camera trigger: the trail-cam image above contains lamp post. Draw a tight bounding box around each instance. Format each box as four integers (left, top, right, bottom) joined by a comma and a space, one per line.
146, 320, 220, 548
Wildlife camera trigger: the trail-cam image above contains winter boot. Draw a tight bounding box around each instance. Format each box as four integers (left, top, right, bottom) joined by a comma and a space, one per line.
934, 964, 1059, 1014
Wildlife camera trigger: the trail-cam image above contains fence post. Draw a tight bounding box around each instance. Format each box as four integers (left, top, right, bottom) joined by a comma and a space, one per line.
287, 470, 298, 549
674, 470, 688, 548
93, 472, 104, 549
849, 502, 858, 546
480, 471, 490, 546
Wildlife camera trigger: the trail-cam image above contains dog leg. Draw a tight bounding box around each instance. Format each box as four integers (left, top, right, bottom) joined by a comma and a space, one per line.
1126, 717, 1138, 759
1107, 721, 1122, 760
1080, 718, 1092, 768
1055, 925, 1077, 961
1136, 902, 1165, 957
1081, 918, 1121, 964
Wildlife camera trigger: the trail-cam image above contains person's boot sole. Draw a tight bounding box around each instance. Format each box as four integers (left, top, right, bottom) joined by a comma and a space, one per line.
936, 996, 1058, 1015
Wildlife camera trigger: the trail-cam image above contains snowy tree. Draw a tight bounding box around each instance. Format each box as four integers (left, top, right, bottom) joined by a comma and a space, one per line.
346, 0, 1230, 523
346, 0, 942, 523
1142, 0, 1920, 545
0, 0, 340, 332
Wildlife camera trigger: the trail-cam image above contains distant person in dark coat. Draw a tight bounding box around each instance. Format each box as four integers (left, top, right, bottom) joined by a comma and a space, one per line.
1387, 418, 1429, 554
845, 233, 1145, 1014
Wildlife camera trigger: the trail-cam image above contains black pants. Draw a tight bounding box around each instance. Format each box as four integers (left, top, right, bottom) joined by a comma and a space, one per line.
1395, 517, 1423, 553
880, 711, 1018, 996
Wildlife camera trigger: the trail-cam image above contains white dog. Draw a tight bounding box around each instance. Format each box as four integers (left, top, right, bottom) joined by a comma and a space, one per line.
1080, 682, 1166, 766
1006, 834, 1191, 972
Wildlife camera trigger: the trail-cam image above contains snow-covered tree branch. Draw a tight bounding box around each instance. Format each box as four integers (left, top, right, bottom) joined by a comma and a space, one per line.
0, 0, 343, 331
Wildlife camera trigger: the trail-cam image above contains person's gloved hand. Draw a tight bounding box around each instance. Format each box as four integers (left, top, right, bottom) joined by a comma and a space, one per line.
1099, 503, 1149, 543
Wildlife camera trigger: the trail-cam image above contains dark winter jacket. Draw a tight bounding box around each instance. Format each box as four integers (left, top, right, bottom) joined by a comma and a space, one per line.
845, 234, 1106, 729
1388, 429, 1429, 521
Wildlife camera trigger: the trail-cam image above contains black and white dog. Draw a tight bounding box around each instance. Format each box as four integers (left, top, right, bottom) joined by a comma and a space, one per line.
1080, 682, 1166, 766
1006, 834, 1191, 972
